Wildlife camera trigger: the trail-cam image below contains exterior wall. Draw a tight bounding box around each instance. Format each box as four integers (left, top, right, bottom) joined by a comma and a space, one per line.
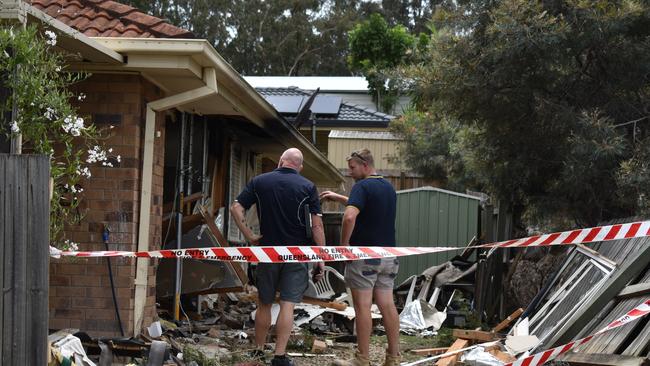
49, 74, 165, 337
327, 137, 405, 171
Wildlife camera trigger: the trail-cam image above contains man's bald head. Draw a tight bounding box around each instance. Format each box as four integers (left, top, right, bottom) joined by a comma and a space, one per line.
278, 148, 304, 171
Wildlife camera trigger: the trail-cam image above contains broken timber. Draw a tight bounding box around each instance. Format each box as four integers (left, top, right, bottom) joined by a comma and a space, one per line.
198, 204, 248, 285
452, 329, 500, 343
492, 308, 524, 333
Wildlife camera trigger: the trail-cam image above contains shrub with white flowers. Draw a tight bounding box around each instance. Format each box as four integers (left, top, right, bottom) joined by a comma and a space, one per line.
0, 26, 120, 250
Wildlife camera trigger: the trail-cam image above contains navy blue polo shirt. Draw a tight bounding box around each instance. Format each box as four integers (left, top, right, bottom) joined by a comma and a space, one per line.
235, 167, 321, 246
347, 175, 396, 247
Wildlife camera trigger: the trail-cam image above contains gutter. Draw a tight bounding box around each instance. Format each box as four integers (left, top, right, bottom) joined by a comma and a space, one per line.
132, 67, 217, 335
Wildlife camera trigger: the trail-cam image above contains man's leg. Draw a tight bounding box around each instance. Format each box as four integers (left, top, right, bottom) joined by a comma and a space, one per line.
255, 302, 273, 348
374, 288, 400, 356
351, 288, 373, 357
274, 300, 296, 356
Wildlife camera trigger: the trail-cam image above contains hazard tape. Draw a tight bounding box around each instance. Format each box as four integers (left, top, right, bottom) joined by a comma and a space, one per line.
54, 245, 459, 262
505, 299, 650, 366
479, 220, 650, 248
53, 219, 650, 262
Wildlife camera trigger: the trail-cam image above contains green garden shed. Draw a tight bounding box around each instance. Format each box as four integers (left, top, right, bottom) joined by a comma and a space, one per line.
395, 187, 481, 284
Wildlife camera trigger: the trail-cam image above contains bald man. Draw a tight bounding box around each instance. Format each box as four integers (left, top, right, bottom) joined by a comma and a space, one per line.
230, 148, 325, 366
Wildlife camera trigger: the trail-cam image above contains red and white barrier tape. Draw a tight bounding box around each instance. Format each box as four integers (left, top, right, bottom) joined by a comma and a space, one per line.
479, 220, 650, 248
505, 299, 650, 366
52, 219, 650, 262
53, 245, 459, 262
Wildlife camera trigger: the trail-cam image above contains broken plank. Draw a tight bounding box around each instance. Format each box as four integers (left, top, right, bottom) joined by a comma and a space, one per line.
452, 329, 499, 342
197, 204, 248, 285
616, 282, 650, 299
492, 308, 524, 333
557, 352, 648, 366
435, 339, 469, 366
410, 347, 448, 356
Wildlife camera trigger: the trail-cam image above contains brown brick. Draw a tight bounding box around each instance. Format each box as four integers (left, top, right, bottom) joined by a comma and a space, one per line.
72, 297, 115, 309
101, 275, 133, 288
69, 274, 102, 287
49, 318, 70, 330
120, 180, 138, 190
87, 287, 113, 298
82, 189, 104, 200
58, 265, 86, 275
50, 275, 70, 286
55, 286, 86, 297
50, 297, 71, 308
54, 308, 86, 320
106, 168, 139, 180
89, 200, 118, 211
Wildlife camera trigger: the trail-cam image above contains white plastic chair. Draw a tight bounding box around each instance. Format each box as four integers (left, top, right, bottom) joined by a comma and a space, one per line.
311, 266, 354, 306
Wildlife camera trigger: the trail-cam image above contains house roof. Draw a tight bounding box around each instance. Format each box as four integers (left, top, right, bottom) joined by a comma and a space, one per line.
31, 0, 194, 38
245, 76, 369, 92
257, 87, 394, 128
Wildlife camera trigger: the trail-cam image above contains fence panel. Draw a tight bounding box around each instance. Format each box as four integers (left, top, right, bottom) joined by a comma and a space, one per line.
0, 154, 49, 366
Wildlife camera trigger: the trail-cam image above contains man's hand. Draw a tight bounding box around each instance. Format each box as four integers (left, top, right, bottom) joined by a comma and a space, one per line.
312, 261, 324, 282
246, 234, 262, 246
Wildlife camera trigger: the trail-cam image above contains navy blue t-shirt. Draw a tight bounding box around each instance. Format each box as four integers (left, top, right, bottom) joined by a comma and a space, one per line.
235, 167, 321, 246
347, 176, 396, 247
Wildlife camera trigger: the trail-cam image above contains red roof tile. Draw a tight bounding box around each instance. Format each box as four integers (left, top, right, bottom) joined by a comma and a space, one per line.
30, 0, 195, 38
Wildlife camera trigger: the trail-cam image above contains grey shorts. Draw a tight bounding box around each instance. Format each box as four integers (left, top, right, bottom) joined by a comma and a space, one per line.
345, 258, 399, 290
256, 263, 308, 304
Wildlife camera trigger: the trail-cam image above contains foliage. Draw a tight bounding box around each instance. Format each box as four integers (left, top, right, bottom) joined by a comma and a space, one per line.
122, 0, 383, 76
392, 0, 650, 228
348, 13, 416, 113
0, 26, 118, 249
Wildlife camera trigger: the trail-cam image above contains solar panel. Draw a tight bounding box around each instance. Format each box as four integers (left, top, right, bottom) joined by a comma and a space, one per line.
265, 96, 305, 114
310, 96, 342, 115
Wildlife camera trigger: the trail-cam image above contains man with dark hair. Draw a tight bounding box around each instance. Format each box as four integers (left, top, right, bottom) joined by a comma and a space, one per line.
230, 148, 325, 366
320, 148, 400, 366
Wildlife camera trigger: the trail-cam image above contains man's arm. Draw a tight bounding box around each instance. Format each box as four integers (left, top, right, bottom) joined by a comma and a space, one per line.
341, 206, 360, 246
229, 201, 261, 245
319, 191, 348, 205
311, 214, 325, 246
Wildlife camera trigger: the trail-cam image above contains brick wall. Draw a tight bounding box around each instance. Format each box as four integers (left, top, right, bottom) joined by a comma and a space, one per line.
49, 74, 165, 337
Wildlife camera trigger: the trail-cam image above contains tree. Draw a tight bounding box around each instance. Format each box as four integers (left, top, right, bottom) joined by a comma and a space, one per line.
392, 0, 650, 229
1, 26, 118, 249
122, 0, 378, 76
348, 13, 416, 113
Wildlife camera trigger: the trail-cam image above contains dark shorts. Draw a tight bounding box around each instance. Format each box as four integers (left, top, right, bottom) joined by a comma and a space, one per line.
345, 258, 399, 290
256, 263, 309, 304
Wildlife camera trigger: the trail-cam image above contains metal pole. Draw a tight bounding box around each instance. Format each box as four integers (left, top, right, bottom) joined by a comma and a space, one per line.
187, 114, 194, 198
201, 116, 209, 205
311, 114, 316, 145
174, 112, 186, 321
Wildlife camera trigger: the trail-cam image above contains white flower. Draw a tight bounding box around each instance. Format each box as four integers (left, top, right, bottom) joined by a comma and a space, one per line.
116, 155, 121, 163
10, 121, 19, 133
64, 239, 79, 251
62, 115, 84, 136
77, 93, 86, 101
44, 107, 56, 120
55, 66, 62, 72
77, 166, 91, 179
86, 146, 108, 164
44, 30, 57, 46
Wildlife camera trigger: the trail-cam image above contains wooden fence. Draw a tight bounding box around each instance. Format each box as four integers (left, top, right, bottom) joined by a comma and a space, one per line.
0, 154, 49, 365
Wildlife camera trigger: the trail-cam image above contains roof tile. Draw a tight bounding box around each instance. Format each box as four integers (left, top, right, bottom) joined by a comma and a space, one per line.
30, 0, 194, 39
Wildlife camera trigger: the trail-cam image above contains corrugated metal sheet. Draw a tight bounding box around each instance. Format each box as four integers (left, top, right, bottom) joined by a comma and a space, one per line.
394, 187, 480, 284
